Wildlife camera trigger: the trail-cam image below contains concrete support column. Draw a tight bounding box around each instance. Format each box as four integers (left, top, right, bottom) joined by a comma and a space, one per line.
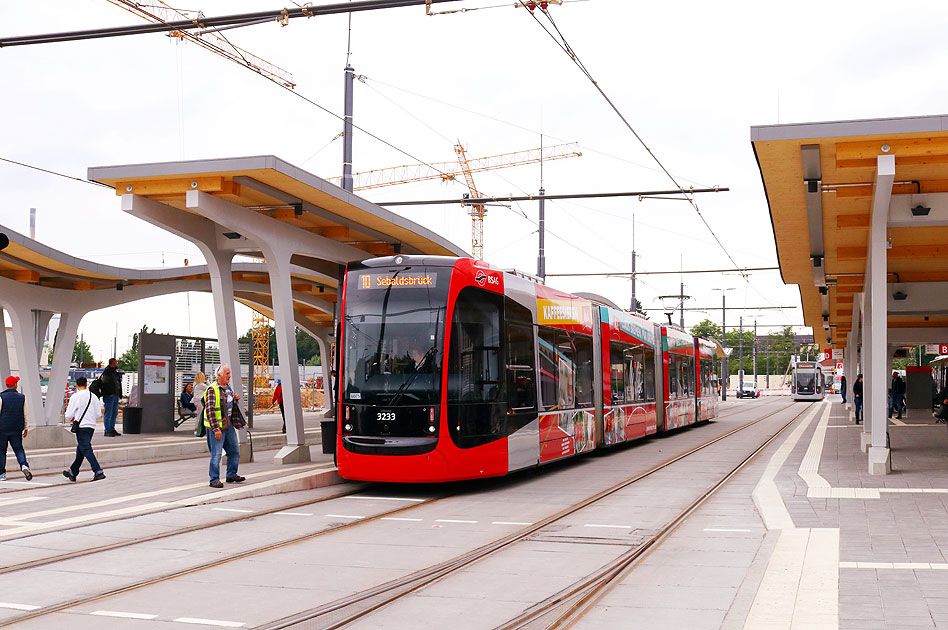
5, 303, 72, 448
263, 252, 309, 464
869, 154, 894, 475
33, 310, 53, 362
0, 308, 11, 382
313, 329, 335, 415
46, 310, 83, 426
860, 290, 872, 452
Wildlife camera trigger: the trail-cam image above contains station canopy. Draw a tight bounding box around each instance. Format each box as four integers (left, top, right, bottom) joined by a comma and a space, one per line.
752, 115, 948, 348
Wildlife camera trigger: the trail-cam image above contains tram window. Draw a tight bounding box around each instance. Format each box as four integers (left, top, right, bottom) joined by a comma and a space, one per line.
447, 288, 502, 406
574, 334, 594, 408
643, 348, 656, 402
610, 342, 627, 404
633, 349, 647, 402
556, 332, 576, 409
683, 357, 695, 397
505, 322, 536, 411
539, 329, 559, 410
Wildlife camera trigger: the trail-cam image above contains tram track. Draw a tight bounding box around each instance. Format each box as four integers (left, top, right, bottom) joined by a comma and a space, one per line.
0, 399, 795, 628
252, 399, 803, 630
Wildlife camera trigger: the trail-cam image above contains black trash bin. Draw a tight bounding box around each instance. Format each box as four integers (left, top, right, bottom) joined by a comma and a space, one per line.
320, 420, 336, 454
123, 407, 142, 434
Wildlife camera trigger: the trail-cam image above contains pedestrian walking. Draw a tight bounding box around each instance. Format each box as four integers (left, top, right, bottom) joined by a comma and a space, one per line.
888, 372, 906, 419
0, 376, 32, 481
840, 374, 847, 404
63, 376, 105, 482
101, 358, 122, 436
273, 379, 285, 434
853, 374, 864, 424
203, 365, 246, 488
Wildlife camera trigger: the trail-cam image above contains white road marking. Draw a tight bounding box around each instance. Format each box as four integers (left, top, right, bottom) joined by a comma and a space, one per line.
435, 519, 478, 524
745, 402, 839, 630
704, 528, 752, 532
0, 602, 39, 611
584, 524, 631, 529
344, 496, 424, 502
91, 610, 159, 620
840, 561, 948, 570
325, 514, 365, 519
889, 417, 907, 426
174, 617, 245, 628
0, 501, 173, 537
381, 517, 423, 522
0, 496, 47, 507
492, 521, 534, 526
274, 511, 313, 516
0, 480, 51, 486
211, 508, 254, 513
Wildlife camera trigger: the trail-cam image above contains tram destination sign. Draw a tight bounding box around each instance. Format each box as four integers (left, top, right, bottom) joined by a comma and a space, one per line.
358, 272, 437, 290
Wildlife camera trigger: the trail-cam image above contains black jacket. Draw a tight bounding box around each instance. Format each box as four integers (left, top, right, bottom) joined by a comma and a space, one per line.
892, 377, 906, 397
853, 380, 863, 398
101, 366, 122, 397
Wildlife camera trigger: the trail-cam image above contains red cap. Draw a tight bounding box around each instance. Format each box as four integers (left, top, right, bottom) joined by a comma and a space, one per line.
4, 376, 19, 388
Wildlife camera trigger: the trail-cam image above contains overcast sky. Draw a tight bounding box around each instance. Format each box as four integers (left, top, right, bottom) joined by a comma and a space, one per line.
2, 0, 946, 362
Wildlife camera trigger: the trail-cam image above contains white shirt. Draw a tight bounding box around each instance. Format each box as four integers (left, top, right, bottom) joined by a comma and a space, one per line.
65, 389, 101, 429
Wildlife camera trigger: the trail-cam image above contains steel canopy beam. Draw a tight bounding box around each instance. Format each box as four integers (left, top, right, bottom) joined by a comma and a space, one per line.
376, 187, 728, 206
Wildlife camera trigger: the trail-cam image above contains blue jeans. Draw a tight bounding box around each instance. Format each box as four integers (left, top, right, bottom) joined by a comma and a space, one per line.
104, 396, 119, 432
206, 426, 239, 482
854, 396, 863, 423
70, 427, 102, 475
841, 389, 847, 404
0, 431, 28, 474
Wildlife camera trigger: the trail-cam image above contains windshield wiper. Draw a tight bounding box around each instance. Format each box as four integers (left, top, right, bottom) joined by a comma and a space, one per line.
388, 346, 437, 407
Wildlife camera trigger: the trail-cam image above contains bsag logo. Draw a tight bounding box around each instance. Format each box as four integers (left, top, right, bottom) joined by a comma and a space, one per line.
474, 270, 499, 287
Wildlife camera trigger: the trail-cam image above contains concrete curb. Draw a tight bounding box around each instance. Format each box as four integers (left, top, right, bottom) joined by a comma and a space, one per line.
7, 430, 322, 472
176, 466, 344, 506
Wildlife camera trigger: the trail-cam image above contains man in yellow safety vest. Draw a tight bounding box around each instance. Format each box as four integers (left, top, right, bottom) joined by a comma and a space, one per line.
204, 364, 245, 488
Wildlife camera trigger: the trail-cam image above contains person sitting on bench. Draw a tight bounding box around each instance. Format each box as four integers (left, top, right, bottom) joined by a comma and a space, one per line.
180, 383, 198, 419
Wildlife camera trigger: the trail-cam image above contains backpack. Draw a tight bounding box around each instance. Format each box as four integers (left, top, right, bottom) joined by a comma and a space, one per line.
88, 377, 104, 398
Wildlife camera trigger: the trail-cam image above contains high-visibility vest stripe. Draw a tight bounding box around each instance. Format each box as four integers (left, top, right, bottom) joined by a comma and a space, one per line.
203, 382, 225, 428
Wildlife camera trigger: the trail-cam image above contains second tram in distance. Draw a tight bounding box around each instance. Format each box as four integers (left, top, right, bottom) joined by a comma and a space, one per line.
336, 256, 722, 483
790, 360, 825, 401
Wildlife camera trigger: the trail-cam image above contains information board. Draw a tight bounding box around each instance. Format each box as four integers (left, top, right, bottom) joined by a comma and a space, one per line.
143, 355, 171, 395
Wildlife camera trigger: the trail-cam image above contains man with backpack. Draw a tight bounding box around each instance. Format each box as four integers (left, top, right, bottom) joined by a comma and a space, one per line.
100, 358, 122, 436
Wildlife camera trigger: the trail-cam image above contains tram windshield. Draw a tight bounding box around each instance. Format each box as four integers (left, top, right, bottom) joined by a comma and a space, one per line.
794, 369, 817, 393
343, 267, 449, 406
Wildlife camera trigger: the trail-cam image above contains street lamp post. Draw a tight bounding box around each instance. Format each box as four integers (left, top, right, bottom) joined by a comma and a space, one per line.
712, 288, 735, 400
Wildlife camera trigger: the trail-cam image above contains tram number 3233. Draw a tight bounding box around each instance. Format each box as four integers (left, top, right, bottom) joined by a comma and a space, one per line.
377, 411, 397, 422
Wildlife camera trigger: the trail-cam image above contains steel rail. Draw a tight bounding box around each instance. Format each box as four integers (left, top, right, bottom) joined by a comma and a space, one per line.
0, 487, 459, 628
497, 403, 813, 630
252, 399, 798, 630
0, 399, 786, 628
0, 463, 354, 576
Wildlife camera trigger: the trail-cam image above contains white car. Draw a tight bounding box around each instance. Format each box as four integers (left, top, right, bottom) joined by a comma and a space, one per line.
737, 381, 760, 399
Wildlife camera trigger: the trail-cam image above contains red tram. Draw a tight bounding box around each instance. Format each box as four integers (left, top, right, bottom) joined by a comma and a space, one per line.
336, 256, 722, 483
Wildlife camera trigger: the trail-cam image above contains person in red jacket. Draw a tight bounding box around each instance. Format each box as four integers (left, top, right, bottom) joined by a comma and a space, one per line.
272, 380, 285, 434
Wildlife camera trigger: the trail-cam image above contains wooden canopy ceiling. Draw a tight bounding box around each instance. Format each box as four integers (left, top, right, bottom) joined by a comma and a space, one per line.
752, 115, 948, 348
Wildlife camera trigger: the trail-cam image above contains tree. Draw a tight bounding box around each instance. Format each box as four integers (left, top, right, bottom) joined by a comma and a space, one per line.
49, 334, 94, 365
239, 325, 322, 365
633, 299, 648, 319
690, 319, 723, 344
725, 328, 756, 375
766, 326, 796, 376
118, 325, 155, 372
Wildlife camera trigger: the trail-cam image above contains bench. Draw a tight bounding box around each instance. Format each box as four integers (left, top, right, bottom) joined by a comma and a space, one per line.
175, 400, 199, 428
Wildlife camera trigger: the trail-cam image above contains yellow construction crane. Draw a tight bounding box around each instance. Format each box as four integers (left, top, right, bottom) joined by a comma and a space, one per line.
104, 0, 295, 87
330, 142, 581, 191
330, 142, 581, 259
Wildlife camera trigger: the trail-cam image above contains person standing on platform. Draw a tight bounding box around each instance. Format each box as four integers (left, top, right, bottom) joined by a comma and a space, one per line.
63, 377, 105, 482
853, 374, 864, 424
840, 374, 847, 404
101, 358, 122, 436
889, 372, 906, 420
0, 376, 32, 481
273, 379, 285, 434
203, 365, 245, 488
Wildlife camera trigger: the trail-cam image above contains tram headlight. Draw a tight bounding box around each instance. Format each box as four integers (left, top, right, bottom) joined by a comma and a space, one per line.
344, 424, 353, 432
428, 425, 436, 433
